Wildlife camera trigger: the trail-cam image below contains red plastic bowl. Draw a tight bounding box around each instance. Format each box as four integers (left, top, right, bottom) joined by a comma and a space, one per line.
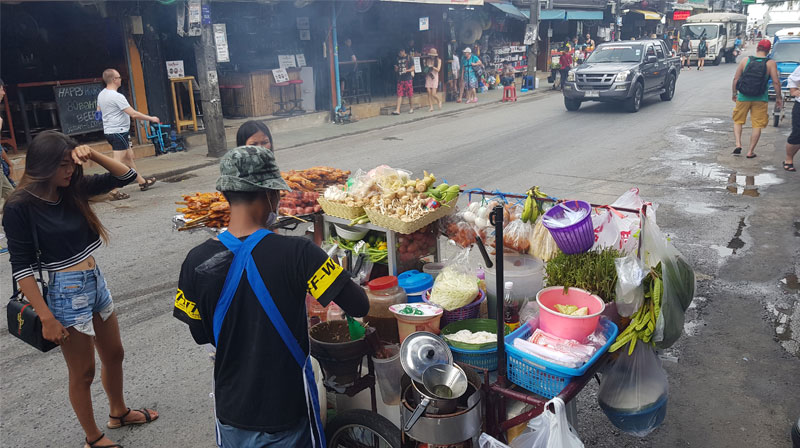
536, 287, 605, 341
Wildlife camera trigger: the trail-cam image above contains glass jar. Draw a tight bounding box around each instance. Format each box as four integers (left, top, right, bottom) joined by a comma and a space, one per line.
365, 276, 407, 343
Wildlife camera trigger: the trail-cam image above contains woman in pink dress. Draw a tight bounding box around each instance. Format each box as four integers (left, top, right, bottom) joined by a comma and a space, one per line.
424, 49, 442, 111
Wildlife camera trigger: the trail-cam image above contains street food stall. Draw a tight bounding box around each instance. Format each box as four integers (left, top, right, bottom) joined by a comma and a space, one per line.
172, 165, 695, 447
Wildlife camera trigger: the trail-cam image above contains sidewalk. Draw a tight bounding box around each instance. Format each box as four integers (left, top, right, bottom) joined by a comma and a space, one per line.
85, 80, 555, 179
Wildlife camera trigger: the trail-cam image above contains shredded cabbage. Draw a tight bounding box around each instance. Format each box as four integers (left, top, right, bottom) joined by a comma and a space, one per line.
446, 330, 496, 344
429, 267, 479, 311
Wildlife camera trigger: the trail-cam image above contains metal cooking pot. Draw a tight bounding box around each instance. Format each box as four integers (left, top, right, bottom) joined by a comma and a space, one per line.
403, 364, 468, 432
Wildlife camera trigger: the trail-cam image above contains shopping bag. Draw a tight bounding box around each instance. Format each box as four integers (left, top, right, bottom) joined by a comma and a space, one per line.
509, 397, 584, 448
479, 433, 511, 448
592, 188, 645, 254
614, 255, 647, 318
640, 211, 695, 349
597, 343, 669, 437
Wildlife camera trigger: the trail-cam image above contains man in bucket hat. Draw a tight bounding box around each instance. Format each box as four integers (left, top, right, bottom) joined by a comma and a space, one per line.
174, 146, 368, 447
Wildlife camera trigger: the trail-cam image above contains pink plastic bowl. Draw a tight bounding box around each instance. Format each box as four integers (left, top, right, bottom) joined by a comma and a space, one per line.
536, 287, 605, 341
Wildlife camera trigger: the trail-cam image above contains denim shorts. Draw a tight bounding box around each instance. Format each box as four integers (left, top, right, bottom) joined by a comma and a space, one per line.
47, 267, 115, 337
217, 415, 310, 447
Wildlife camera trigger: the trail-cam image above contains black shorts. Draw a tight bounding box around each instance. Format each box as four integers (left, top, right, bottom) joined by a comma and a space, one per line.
788, 102, 800, 145
105, 132, 131, 151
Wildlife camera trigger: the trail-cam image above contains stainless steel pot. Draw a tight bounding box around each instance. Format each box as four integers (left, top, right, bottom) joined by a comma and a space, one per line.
403, 364, 468, 432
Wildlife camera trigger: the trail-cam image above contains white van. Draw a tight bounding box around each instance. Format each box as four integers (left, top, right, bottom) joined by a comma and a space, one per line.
681, 13, 747, 65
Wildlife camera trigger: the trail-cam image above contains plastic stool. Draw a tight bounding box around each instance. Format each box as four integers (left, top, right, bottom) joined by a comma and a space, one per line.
520, 75, 535, 92
502, 85, 517, 102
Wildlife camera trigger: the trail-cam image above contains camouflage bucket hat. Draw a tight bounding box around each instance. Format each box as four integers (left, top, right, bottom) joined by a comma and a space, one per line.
215, 145, 290, 192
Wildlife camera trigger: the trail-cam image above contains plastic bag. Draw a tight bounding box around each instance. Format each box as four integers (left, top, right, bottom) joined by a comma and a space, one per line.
503, 219, 534, 254
614, 256, 647, 318
429, 249, 479, 311
528, 217, 560, 262
510, 397, 584, 448
441, 211, 478, 249
640, 211, 695, 349
592, 188, 645, 254
597, 344, 668, 437
542, 203, 589, 229
479, 433, 511, 448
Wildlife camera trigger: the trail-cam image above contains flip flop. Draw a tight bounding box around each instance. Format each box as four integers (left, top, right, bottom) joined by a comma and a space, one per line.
784, 162, 796, 171
391, 111, 400, 115
107, 408, 158, 429
733, 147, 742, 155
746, 154, 757, 159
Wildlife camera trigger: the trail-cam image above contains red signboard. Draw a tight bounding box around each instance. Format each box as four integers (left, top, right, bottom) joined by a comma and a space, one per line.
673, 10, 691, 21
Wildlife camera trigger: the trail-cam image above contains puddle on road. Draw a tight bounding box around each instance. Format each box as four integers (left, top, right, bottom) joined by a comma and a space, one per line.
162, 173, 198, 183
684, 161, 783, 196
727, 217, 747, 254
782, 274, 800, 290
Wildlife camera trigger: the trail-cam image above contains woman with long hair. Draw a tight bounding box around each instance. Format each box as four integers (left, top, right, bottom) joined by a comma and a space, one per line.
2, 131, 158, 448
424, 49, 442, 111
235, 120, 273, 151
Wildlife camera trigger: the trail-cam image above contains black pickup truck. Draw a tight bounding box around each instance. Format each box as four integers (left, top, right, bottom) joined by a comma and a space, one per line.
562, 39, 680, 112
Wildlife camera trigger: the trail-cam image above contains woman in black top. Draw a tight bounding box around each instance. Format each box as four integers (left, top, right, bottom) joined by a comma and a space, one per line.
2, 131, 158, 448
235, 120, 274, 152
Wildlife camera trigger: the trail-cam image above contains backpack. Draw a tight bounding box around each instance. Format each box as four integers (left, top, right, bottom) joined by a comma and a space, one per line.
736, 57, 769, 96
698, 40, 707, 52
681, 40, 690, 52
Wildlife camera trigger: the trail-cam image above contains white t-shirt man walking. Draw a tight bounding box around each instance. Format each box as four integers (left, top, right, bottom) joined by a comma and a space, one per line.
97, 68, 159, 200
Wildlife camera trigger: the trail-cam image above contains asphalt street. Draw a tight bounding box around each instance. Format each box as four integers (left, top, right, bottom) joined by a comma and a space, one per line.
1, 53, 798, 447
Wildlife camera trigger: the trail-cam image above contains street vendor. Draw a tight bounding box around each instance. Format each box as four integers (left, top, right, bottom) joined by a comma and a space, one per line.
173, 145, 369, 446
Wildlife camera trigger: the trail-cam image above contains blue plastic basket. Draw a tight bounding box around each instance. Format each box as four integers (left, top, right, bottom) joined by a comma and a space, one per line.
504, 317, 618, 398
450, 345, 498, 371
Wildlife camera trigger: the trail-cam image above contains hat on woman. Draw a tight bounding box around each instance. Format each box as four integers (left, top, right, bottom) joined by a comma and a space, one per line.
463, 47, 472, 54
428, 48, 438, 57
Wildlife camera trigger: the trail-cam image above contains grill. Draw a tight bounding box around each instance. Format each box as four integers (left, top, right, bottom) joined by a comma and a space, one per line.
576, 73, 615, 91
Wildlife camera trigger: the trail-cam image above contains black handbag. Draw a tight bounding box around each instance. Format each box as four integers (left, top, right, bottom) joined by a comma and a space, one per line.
6, 209, 57, 352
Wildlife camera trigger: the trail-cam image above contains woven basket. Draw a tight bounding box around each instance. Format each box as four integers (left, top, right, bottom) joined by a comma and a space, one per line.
364, 199, 457, 234
317, 197, 365, 220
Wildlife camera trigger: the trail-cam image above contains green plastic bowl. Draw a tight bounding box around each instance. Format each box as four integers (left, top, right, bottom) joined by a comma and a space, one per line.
441, 319, 509, 351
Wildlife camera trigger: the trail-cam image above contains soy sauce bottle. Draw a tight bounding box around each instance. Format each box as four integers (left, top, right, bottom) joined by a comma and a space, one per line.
503, 281, 520, 332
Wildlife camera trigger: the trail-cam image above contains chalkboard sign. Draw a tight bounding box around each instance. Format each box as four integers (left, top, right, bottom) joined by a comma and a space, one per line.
53, 83, 104, 136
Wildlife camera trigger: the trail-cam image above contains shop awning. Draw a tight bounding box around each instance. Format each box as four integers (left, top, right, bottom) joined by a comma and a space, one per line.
630, 9, 662, 20
566, 10, 604, 20
671, 3, 694, 10
381, 0, 484, 4
523, 9, 567, 20
490, 2, 528, 21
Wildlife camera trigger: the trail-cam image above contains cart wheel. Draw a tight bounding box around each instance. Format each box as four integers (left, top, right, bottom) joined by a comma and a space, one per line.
774, 114, 780, 128
326, 409, 401, 448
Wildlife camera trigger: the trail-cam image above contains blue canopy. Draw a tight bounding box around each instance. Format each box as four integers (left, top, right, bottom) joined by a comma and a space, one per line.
523, 9, 567, 20
566, 10, 604, 20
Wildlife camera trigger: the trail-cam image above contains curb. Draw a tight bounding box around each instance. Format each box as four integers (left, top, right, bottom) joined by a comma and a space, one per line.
152, 160, 219, 181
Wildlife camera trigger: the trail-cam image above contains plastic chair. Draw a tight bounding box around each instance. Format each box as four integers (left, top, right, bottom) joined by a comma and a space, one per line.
502, 85, 517, 102
520, 75, 535, 92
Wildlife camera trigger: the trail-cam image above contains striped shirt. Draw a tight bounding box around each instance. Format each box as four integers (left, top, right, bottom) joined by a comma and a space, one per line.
3, 169, 137, 282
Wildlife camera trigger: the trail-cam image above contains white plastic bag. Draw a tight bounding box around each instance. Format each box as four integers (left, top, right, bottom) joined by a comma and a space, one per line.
614, 256, 647, 318
597, 343, 668, 437
509, 398, 584, 448
592, 188, 644, 254
479, 433, 512, 448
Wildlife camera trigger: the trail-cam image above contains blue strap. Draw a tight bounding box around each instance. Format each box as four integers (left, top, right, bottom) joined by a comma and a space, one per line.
213, 229, 269, 345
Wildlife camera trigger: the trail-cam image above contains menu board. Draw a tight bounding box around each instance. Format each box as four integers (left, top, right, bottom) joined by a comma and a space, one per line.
53, 82, 104, 136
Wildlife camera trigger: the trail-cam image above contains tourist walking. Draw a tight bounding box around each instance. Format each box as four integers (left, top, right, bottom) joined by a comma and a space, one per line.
460, 47, 483, 104
783, 65, 800, 171
680, 37, 692, 70
393, 49, 415, 115
97, 68, 158, 200
732, 40, 783, 158
2, 131, 159, 448
424, 49, 442, 111
697, 36, 708, 70
174, 145, 368, 447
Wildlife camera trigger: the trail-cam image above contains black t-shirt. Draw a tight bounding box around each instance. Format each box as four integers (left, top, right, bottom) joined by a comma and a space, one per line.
397, 57, 413, 81
174, 233, 365, 432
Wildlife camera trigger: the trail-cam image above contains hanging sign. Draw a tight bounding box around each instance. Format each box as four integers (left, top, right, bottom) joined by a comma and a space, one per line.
166, 60, 185, 79
272, 68, 290, 84
413, 57, 422, 73
213, 24, 230, 63
278, 55, 297, 69
672, 10, 691, 20
201, 4, 212, 25
420, 17, 429, 31
524, 24, 537, 45
187, 0, 201, 36
452, 55, 460, 77
296, 54, 307, 67
297, 17, 310, 30
300, 29, 311, 41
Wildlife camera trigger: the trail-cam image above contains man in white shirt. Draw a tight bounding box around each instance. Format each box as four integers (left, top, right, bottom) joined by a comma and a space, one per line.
97, 68, 159, 199
784, 66, 800, 172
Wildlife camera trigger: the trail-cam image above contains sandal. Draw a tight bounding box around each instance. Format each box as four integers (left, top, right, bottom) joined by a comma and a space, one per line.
108, 191, 129, 201
107, 408, 158, 429
139, 178, 156, 191
746, 153, 757, 159
84, 433, 121, 448
784, 162, 796, 172
733, 147, 742, 155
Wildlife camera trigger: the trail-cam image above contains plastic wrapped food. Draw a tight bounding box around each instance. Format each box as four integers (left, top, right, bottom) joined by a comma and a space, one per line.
503, 219, 534, 254
428, 250, 479, 311
529, 217, 560, 261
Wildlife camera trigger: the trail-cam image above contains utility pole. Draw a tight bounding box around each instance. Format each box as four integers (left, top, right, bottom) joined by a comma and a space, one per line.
526, 0, 540, 78
615, 0, 622, 41
194, 0, 226, 157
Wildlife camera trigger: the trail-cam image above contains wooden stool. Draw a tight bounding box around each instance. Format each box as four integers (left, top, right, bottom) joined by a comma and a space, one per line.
169, 76, 199, 134
1, 93, 17, 153
502, 84, 517, 102
288, 79, 304, 112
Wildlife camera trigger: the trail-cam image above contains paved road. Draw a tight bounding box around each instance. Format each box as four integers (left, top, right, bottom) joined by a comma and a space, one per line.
1, 56, 798, 447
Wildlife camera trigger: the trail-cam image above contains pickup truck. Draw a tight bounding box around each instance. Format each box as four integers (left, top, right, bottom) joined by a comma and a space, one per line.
562, 39, 681, 112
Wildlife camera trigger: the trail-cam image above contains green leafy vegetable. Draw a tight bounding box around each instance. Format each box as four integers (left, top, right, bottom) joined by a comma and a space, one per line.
544, 248, 620, 303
